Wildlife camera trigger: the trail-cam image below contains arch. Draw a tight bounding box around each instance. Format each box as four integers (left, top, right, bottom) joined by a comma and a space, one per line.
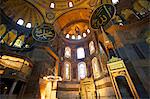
54, 8, 92, 33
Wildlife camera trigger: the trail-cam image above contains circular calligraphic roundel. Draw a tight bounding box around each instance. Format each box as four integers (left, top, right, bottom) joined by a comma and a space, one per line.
32, 23, 56, 42
90, 4, 116, 29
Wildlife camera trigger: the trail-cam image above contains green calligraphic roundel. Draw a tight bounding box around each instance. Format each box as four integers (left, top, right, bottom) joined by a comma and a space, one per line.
32, 23, 56, 42
90, 4, 116, 29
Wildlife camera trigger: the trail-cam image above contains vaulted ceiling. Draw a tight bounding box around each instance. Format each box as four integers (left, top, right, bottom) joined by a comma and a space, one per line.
0, 0, 150, 36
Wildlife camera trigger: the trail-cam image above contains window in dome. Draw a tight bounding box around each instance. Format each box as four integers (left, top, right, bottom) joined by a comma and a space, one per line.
78, 62, 87, 80
17, 19, 24, 25
50, 2, 55, 8
66, 34, 70, 38
68, 1, 73, 7
83, 33, 87, 37
112, 0, 119, 4
77, 35, 82, 40
71, 35, 75, 39
26, 23, 31, 28
92, 57, 100, 78
89, 41, 95, 55
64, 62, 71, 80
65, 47, 71, 58
119, 23, 124, 26
87, 29, 90, 34
77, 47, 85, 59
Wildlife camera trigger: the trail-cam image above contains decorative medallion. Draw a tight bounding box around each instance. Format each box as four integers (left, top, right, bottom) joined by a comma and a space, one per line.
32, 23, 56, 42
90, 4, 116, 29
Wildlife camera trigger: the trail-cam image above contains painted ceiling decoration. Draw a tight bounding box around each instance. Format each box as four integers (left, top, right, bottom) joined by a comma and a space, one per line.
0, 0, 149, 52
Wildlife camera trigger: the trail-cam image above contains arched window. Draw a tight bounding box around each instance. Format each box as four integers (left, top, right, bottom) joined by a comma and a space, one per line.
65, 34, 70, 38
50, 2, 55, 8
26, 22, 32, 28
112, 0, 119, 4
89, 41, 95, 54
78, 62, 87, 80
92, 57, 100, 78
77, 47, 85, 59
68, 1, 73, 7
65, 47, 71, 58
17, 19, 24, 25
64, 62, 71, 80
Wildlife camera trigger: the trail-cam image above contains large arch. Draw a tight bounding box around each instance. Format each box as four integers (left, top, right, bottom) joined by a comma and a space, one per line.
53, 8, 92, 33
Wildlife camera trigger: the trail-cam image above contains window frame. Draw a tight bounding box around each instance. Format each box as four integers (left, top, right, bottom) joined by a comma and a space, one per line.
78, 62, 87, 81
77, 47, 85, 59
89, 41, 95, 55
65, 47, 71, 58
92, 57, 100, 78
64, 61, 71, 80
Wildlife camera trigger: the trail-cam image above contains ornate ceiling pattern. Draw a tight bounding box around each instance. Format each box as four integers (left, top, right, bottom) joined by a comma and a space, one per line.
0, 0, 149, 43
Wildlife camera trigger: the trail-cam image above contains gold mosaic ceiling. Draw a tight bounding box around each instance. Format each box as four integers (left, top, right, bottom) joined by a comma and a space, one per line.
1, 0, 149, 34
1, 0, 112, 28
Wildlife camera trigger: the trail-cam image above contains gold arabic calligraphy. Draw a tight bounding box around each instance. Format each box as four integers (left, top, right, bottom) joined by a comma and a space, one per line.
99, 15, 107, 25
35, 28, 54, 39
93, 15, 108, 28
